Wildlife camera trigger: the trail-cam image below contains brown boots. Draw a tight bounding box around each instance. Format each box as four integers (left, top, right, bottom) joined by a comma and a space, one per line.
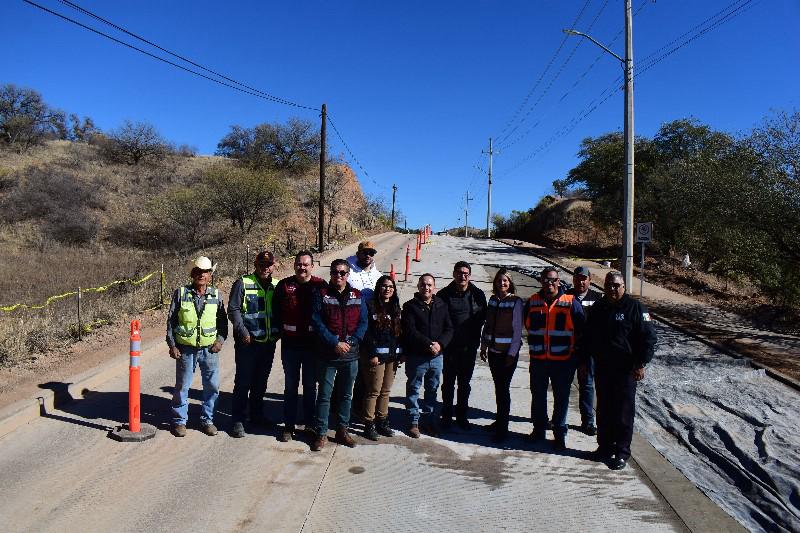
335, 427, 356, 448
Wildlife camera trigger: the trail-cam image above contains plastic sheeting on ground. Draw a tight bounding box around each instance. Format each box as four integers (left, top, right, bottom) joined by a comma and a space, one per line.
636, 324, 800, 532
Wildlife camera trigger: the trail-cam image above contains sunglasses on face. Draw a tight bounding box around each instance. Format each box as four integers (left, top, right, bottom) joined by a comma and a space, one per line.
607, 283, 623, 289
331, 270, 349, 277
360, 250, 376, 256
542, 278, 559, 284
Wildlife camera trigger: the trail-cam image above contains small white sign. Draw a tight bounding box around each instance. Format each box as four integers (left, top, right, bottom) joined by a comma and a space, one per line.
636, 222, 653, 243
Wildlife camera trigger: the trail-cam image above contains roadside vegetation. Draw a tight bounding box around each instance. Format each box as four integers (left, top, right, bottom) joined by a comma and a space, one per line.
0, 82, 393, 368
494, 111, 800, 329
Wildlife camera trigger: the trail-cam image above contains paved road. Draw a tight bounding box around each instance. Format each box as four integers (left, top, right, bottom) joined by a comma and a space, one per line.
0, 235, 727, 532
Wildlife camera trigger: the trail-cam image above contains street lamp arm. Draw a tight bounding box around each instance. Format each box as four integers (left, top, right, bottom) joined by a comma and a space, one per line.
562, 28, 624, 64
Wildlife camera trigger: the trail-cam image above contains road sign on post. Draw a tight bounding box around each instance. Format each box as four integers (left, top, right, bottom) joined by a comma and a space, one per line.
635, 222, 652, 296
636, 222, 653, 243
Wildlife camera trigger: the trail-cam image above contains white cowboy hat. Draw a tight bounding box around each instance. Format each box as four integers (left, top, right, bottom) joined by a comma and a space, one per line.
188, 256, 217, 275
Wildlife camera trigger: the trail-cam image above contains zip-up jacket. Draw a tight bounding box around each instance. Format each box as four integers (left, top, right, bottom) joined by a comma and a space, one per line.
401, 294, 454, 358
437, 281, 487, 351
582, 293, 657, 371
273, 275, 327, 349
311, 282, 368, 361
525, 289, 585, 361
362, 299, 403, 363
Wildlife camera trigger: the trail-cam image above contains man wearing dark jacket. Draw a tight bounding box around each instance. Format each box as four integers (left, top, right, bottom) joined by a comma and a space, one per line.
309, 259, 368, 451
402, 273, 454, 438
580, 271, 657, 470
566, 266, 601, 436
437, 261, 487, 429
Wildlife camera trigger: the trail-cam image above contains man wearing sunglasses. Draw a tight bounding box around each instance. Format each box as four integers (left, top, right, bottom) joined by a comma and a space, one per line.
309, 259, 368, 451
347, 240, 383, 303
524, 266, 585, 450
580, 271, 657, 470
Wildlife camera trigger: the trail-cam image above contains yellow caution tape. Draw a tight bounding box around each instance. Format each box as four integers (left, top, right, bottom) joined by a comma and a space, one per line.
1, 271, 157, 312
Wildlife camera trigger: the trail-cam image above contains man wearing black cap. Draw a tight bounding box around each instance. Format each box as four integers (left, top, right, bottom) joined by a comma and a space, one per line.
227, 251, 279, 437
567, 266, 601, 436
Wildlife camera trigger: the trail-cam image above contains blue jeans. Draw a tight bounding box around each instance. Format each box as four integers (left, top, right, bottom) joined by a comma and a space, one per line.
314, 358, 358, 435
232, 340, 276, 424
578, 355, 595, 426
529, 358, 576, 437
405, 354, 443, 425
282, 345, 318, 427
172, 345, 220, 426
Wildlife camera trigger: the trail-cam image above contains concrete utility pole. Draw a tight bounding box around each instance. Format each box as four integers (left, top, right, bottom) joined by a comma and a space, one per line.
464, 192, 474, 237
391, 184, 397, 230
482, 138, 494, 238
318, 103, 326, 252
563, 0, 635, 288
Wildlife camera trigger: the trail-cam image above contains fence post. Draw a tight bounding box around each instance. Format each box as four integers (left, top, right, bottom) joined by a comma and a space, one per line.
109, 320, 157, 442
160, 264, 165, 307
77, 286, 82, 341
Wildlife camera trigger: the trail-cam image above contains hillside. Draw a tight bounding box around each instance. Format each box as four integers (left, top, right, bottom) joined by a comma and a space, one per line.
0, 138, 383, 368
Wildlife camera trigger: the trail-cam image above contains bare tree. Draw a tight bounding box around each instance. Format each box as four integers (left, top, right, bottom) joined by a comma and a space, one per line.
0, 84, 64, 151
102, 120, 171, 165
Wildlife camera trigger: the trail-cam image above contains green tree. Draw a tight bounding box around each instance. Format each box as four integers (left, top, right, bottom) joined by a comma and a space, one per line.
216, 118, 320, 172
205, 165, 289, 234
0, 84, 64, 151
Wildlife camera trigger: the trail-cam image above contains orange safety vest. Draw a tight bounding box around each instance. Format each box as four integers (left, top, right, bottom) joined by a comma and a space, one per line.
524, 293, 576, 361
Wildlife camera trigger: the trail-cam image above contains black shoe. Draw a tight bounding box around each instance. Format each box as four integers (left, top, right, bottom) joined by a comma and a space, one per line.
546, 419, 553, 430
278, 425, 294, 442
440, 416, 452, 429
375, 418, 394, 437
231, 422, 246, 438
553, 434, 567, 451
609, 456, 627, 470
581, 422, 597, 436
456, 418, 471, 431
492, 427, 509, 443
363, 422, 380, 441
528, 429, 546, 442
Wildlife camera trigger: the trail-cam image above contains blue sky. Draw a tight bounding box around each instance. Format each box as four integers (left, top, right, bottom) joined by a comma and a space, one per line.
2, 0, 798, 231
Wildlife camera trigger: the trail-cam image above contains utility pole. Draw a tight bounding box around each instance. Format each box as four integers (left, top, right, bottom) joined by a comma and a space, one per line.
482, 138, 494, 238
562, 1, 635, 288
622, 0, 635, 290
391, 184, 397, 230
464, 192, 474, 237
318, 103, 326, 252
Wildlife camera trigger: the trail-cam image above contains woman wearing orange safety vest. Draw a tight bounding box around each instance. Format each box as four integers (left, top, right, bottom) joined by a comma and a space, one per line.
525, 266, 585, 450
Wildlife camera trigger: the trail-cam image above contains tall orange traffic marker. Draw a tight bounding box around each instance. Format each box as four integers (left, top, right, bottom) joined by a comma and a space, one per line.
109, 320, 157, 442
389, 263, 396, 281
404, 245, 411, 281
414, 233, 421, 262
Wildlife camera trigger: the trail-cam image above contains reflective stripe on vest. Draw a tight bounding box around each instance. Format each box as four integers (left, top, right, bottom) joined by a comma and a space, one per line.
483, 295, 519, 354
174, 286, 219, 348
242, 275, 277, 343
525, 293, 575, 360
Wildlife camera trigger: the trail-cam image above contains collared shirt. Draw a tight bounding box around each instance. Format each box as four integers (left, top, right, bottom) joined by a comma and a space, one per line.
346, 255, 383, 303
166, 284, 228, 348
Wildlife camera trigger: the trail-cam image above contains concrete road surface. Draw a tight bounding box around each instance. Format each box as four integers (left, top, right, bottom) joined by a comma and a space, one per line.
0, 234, 736, 532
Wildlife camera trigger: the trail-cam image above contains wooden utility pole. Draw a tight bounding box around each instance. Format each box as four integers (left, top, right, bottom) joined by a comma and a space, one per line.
464, 192, 474, 237
318, 103, 326, 252
391, 184, 397, 229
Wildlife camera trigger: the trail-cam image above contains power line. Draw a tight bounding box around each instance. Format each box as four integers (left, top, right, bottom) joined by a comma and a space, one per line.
494, 0, 594, 148
23, 0, 319, 111
54, 0, 317, 111
494, 0, 759, 181
326, 113, 385, 191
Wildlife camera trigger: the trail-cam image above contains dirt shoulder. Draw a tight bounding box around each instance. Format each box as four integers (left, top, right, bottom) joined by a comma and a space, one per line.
498, 238, 800, 383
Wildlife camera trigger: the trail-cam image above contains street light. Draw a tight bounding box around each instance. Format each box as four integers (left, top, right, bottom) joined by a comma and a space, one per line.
563, 0, 635, 291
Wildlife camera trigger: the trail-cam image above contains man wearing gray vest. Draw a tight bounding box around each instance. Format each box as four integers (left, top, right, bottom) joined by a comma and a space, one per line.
228, 251, 279, 438
166, 256, 228, 437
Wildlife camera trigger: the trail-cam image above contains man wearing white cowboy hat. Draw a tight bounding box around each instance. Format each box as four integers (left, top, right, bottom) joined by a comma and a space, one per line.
166, 256, 229, 437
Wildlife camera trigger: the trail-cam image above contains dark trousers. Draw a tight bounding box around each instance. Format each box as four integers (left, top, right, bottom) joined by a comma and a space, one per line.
488, 352, 518, 431
232, 340, 277, 424
441, 344, 477, 420
578, 355, 596, 426
595, 365, 637, 460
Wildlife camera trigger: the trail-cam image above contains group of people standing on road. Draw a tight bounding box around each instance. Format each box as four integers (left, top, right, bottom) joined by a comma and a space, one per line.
165, 239, 657, 470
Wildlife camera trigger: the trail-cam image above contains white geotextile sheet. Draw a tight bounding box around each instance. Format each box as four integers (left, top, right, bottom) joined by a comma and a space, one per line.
636, 324, 800, 532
